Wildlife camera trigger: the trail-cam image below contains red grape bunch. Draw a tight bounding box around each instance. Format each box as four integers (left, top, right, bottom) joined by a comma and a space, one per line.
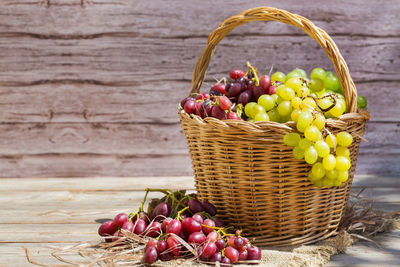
97, 189, 262, 265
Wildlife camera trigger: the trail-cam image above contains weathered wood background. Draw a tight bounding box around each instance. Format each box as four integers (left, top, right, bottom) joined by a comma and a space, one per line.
0, 0, 398, 177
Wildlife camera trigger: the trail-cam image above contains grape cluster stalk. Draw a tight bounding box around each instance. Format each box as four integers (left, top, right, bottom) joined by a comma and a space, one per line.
97, 189, 262, 265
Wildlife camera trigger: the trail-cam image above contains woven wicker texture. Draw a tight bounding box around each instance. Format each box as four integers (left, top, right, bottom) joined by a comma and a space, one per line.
179, 7, 368, 246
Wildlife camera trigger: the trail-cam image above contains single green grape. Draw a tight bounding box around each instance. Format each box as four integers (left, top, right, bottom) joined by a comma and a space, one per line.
304, 125, 322, 142
258, 95, 275, 111
291, 109, 301, 122
308, 171, 321, 182
283, 133, 301, 147
271, 72, 286, 83
330, 101, 346, 117
305, 146, 318, 164
326, 134, 337, 148
277, 101, 292, 116
323, 154, 336, 171
337, 170, 349, 182
298, 86, 310, 98
285, 77, 303, 93
267, 109, 280, 122
279, 87, 296, 100
299, 138, 313, 150
293, 68, 308, 79
313, 113, 326, 130
310, 67, 326, 81
337, 131, 353, 147
322, 177, 334, 188
336, 156, 351, 171
314, 140, 330, 157
244, 102, 256, 118
326, 71, 335, 77
357, 95, 367, 109
293, 146, 304, 160
285, 70, 302, 81
300, 97, 317, 110
310, 78, 324, 92
291, 97, 302, 109
336, 146, 350, 157
252, 104, 265, 118
275, 85, 285, 96
326, 169, 338, 180
297, 111, 313, 131
312, 162, 326, 179
324, 75, 341, 93
317, 98, 333, 110
254, 112, 270, 122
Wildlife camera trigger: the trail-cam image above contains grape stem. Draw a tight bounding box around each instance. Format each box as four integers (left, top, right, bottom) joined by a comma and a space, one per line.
312, 94, 337, 112
246, 61, 260, 86
176, 207, 189, 221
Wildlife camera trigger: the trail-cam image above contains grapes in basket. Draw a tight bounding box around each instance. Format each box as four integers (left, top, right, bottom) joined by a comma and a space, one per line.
180, 62, 368, 189
98, 188, 262, 265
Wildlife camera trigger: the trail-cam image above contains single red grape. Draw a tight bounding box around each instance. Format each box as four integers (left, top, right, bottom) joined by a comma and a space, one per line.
202, 219, 216, 234
230, 69, 245, 80
260, 75, 271, 92
219, 96, 232, 111
227, 111, 241, 120
202, 241, 218, 259
161, 217, 172, 232
239, 249, 248, 260
227, 236, 235, 247
98, 220, 118, 237
166, 219, 182, 235
146, 221, 162, 237
144, 246, 158, 264
113, 213, 129, 227
224, 246, 239, 263
195, 101, 205, 118
268, 85, 277, 95
252, 86, 264, 101
234, 237, 244, 249
182, 217, 202, 234
227, 83, 242, 97
184, 99, 196, 114
238, 90, 253, 106
211, 84, 226, 95
166, 236, 181, 256
133, 218, 147, 235
145, 238, 158, 250
180, 97, 195, 108
221, 257, 231, 264
192, 213, 204, 224
188, 231, 206, 244
213, 217, 224, 228
211, 106, 227, 120
156, 240, 167, 253
121, 221, 134, 232
178, 230, 188, 241
206, 231, 218, 242
247, 246, 262, 260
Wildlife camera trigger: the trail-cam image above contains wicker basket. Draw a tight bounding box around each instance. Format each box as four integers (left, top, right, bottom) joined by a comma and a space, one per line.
178, 7, 369, 246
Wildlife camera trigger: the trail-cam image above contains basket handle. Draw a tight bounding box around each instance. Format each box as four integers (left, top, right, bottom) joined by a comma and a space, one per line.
190, 7, 358, 113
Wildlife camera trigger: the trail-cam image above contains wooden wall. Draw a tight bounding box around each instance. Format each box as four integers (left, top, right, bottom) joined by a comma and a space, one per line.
0, 0, 398, 177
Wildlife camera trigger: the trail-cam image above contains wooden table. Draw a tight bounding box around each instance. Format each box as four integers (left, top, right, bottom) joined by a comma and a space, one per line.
0, 175, 398, 266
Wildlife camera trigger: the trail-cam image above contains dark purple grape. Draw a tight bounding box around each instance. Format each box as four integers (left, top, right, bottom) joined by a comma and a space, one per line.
209, 89, 223, 96
188, 199, 204, 214
201, 100, 212, 117
213, 217, 225, 228
188, 231, 206, 244
234, 237, 244, 249
159, 252, 173, 261
210, 252, 222, 263
152, 202, 171, 221
238, 90, 253, 106
246, 80, 254, 90
247, 246, 262, 260
98, 220, 118, 237
215, 238, 226, 250
178, 229, 188, 241
227, 83, 241, 97
211, 106, 227, 120
202, 201, 217, 216
252, 86, 264, 101
144, 246, 158, 264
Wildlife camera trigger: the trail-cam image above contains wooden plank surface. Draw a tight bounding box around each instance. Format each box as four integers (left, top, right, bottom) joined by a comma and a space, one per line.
0, 175, 398, 266
0, 0, 398, 177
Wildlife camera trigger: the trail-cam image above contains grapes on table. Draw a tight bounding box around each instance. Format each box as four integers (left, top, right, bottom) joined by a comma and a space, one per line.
97, 188, 262, 265
179, 64, 363, 188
